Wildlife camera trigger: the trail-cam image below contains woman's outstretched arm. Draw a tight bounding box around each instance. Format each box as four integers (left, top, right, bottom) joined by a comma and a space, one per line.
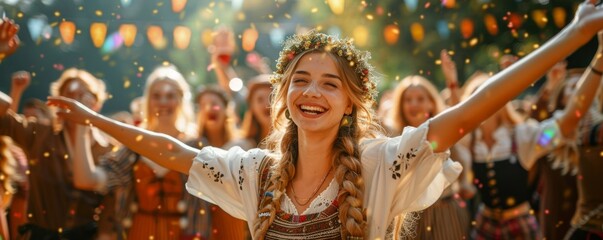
428, 0, 603, 152
47, 96, 198, 174
557, 31, 603, 138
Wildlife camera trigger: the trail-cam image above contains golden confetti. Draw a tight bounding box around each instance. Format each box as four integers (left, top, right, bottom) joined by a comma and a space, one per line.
533, 44, 540, 49
58, 228, 63, 233
138, 66, 144, 72
435, 60, 442, 65
124, 79, 131, 88
17, 12, 24, 18
469, 38, 478, 47
95, 10, 103, 16
284, 13, 291, 19
43, 152, 50, 157
78, 6, 84, 10
311, 8, 318, 13
465, 58, 471, 64
64, 154, 69, 159
366, 14, 374, 20
152, 9, 158, 14
54, 11, 61, 17
135, 135, 143, 141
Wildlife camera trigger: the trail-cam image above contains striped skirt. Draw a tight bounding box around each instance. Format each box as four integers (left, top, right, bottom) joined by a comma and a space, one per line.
472, 212, 540, 240
409, 196, 471, 240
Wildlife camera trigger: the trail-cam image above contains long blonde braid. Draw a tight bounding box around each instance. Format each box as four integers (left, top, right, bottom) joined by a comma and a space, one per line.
253, 121, 298, 239
333, 116, 367, 237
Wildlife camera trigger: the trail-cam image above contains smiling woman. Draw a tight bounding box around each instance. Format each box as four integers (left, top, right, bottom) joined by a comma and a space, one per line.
45, 2, 603, 238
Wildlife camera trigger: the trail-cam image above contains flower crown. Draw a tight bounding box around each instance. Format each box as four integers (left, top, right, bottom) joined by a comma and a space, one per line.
270, 31, 377, 102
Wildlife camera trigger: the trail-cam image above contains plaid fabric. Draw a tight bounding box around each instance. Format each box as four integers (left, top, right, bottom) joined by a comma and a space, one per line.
472, 212, 541, 240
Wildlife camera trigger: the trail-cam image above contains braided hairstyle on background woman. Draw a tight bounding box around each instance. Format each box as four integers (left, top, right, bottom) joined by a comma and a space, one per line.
253, 30, 383, 239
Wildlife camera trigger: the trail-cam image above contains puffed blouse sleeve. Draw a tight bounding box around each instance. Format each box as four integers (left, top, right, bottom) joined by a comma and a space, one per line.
360, 120, 462, 238
515, 117, 566, 170
186, 146, 266, 221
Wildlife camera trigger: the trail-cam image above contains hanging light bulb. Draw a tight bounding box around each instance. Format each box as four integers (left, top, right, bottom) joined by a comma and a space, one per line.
200, 29, 213, 47
28, 16, 47, 42
173, 26, 191, 50
442, 0, 455, 9
242, 28, 259, 52
460, 18, 474, 39
410, 22, 424, 42
553, 7, 566, 28
327, 0, 345, 15
531, 9, 547, 28
171, 0, 187, 13
59, 21, 76, 44
383, 24, 399, 45
484, 14, 498, 35
119, 24, 137, 47
90, 22, 107, 48
353, 26, 369, 47
147, 25, 167, 50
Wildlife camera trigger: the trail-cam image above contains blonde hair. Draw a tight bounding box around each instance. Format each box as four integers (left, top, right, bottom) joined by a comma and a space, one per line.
254, 49, 383, 239
49, 68, 107, 132
240, 75, 272, 146
0, 137, 25, 196
386, 75, 446, 134
139, 65, 194, 134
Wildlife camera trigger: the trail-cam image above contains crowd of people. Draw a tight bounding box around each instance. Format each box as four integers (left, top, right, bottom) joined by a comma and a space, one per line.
1, 1, 603, 239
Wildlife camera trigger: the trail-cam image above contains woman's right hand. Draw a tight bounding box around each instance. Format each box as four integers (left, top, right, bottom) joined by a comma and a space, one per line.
571, 0, 603, 41
209, 27, 235, 67
0, 18, 19, 59
11, 71, 30, 93
47, 96, 99, 125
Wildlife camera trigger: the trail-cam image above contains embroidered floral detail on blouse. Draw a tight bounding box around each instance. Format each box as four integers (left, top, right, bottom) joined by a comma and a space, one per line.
201, 161, 224, 184
390, 148, 417, 179
238, 158, 244, 190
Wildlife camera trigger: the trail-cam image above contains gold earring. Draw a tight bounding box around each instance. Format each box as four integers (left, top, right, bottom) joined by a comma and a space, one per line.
285, 109, 291, 120
340, 114, 353, 127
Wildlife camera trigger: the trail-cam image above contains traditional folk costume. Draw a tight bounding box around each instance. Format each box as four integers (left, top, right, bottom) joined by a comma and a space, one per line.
97, 147, 190, 240
561, 112, 603, 239
457, 118, 567, 240
186, 121, 462, 239
187, 137, 254, 240
0, 111, 113, 239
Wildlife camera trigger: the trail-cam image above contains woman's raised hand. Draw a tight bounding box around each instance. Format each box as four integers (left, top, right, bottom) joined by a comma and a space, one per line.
47, 96, 98, 125
572, 0, 603, 41
0, 18, 19, 59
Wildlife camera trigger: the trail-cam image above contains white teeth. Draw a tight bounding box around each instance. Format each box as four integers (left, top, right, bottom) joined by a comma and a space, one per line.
300, 105, 326, 113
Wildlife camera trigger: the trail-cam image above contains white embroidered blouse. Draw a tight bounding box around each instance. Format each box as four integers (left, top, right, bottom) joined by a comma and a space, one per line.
185, 120, 462, 239
455, 118, 567, 170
